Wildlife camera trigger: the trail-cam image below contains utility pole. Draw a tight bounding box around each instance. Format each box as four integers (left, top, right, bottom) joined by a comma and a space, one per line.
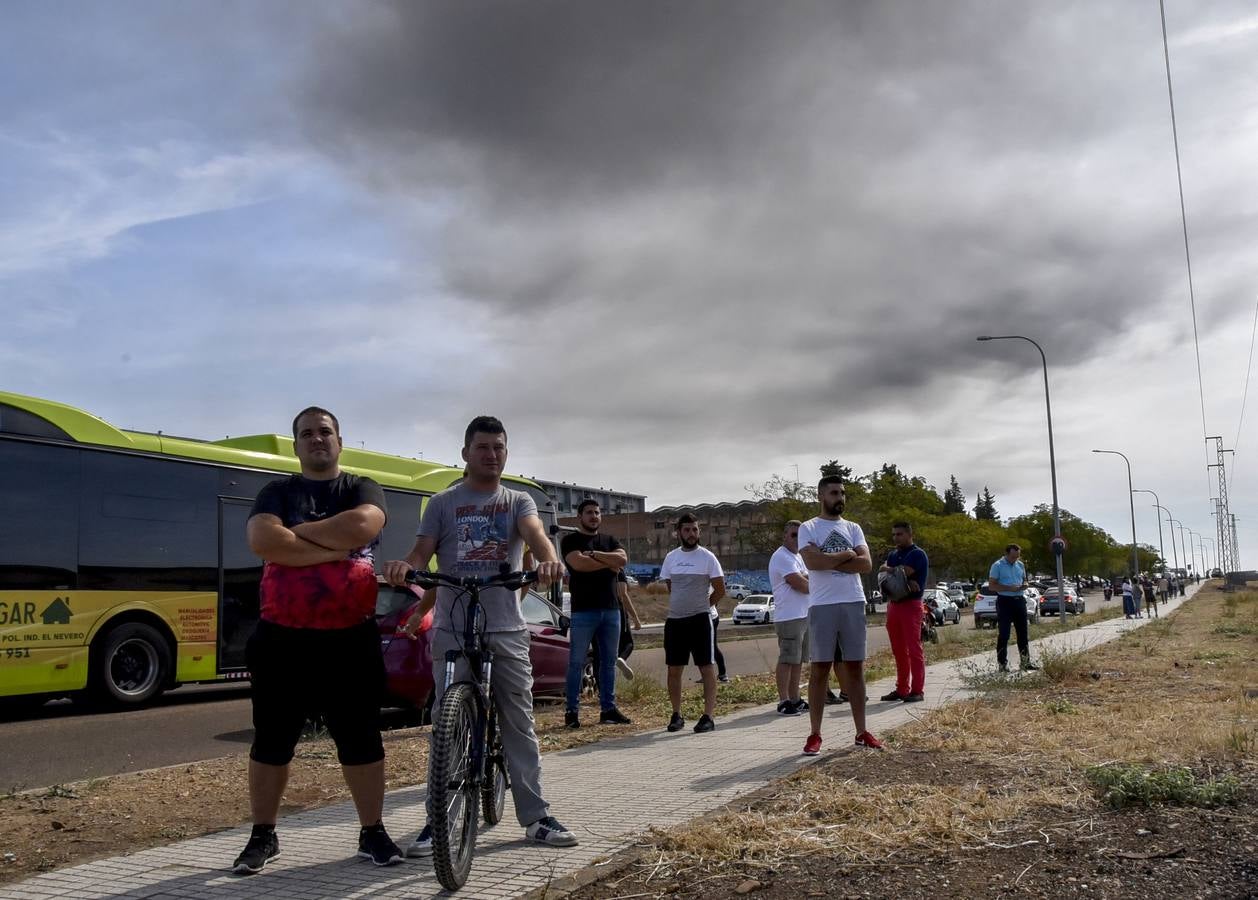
1206, 436, 1236, 575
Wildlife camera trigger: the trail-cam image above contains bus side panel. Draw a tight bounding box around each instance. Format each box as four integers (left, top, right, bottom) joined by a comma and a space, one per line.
0, 646, 89, 697
174, 641, 219, 682
0, 591, 218, 697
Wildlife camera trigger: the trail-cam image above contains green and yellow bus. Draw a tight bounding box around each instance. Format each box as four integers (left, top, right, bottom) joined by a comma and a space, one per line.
0, 391, 555, 709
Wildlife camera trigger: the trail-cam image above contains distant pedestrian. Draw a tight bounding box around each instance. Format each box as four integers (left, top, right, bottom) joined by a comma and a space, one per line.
1133, 577, 1145, 618
560, 500, 631, 728
1122, 577, 1135, 618
1156, 574, 1170, 605
799, 476, 882, 755
988, 544, 1039, 673
878, 521, 928, 703
1144, 579, 1160, 618
1179, 577, 1187, 597
659, 513, 725, 734
769, 521, 810, 715
708, 603, 730, 682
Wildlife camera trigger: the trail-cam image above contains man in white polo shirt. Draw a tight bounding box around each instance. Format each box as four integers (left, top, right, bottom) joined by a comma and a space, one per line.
798, 476, 881, 754
769, 520, 810, 715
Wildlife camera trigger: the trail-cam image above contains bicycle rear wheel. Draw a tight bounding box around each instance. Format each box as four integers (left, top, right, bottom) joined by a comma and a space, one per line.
480, 701, 509, 825
429, 683, 479, 890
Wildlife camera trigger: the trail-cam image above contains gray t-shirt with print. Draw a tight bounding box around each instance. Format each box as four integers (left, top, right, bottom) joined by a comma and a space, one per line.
418, 482, 538, 633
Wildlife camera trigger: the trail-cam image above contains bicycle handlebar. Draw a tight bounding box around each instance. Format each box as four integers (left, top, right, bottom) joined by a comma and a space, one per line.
405, 567, 539, 593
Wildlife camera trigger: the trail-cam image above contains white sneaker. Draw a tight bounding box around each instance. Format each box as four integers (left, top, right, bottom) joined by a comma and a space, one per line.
405, 824, 432, 858
615, 657, 634, 680
526, 816, 579, 847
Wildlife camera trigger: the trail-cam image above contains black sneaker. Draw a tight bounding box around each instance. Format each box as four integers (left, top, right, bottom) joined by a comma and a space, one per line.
902, 692, 925, 702
717, 674, 730, 683
232, 829, 279, 875
777, 700, 800, 716
564, 709, 580, 729
825, 689, 842, 705
998, 662, 1009, 673
1021, 661, 1040, 671
526, 816, 579, 847
880, 689, 904, 702
794, 698, 809, 712
667, 712, 685, 732
693, 714, 715, 733
357, 823, 403, 867
405, 824, 433, 858
599, 706, 631, 725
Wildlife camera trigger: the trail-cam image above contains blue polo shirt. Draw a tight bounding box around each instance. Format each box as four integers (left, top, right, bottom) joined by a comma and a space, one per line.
989, 557, 1026, 597
885, 544, 929, 600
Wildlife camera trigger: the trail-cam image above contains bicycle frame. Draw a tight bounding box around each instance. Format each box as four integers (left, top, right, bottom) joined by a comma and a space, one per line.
405, 566, 536, 890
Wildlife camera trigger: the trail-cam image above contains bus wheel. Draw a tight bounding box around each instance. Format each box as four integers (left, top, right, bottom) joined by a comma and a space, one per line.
91, 623, 171, 706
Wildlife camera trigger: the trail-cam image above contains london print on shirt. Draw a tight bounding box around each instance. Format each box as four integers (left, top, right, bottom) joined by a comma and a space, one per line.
454, 501, 513, 567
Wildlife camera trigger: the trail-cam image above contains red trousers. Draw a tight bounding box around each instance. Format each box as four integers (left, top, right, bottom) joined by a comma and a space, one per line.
886, 599, 925, 695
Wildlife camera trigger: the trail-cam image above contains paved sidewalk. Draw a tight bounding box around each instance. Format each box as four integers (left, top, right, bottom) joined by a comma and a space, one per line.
3, 585, 1201, 899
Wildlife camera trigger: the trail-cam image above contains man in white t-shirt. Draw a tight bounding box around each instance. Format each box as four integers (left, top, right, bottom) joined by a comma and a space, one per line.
658, 513, 726, 734
798, 476, 882, 754
769, 520, 810, 715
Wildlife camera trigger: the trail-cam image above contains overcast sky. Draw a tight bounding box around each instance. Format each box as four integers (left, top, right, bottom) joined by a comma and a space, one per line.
2, 1, 1255, 565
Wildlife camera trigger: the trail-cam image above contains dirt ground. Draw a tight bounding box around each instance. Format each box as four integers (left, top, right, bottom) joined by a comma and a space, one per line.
568, 586, 1258, 900
0, 670, 780, 884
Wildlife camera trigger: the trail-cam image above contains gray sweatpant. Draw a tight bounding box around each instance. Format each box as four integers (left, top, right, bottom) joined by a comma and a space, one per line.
427, 628, 548, 827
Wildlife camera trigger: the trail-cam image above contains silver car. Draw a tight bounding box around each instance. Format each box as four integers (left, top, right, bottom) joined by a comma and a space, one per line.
922, 589, 961, 625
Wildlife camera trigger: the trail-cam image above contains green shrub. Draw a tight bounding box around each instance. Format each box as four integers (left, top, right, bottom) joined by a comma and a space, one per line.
1086, 763, 1240, 809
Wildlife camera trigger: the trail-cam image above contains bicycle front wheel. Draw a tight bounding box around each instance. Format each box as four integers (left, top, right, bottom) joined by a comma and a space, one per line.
429, 683, 479, 891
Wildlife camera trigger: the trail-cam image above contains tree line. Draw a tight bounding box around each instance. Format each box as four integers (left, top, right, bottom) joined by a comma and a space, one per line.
748, 462, 1162, 583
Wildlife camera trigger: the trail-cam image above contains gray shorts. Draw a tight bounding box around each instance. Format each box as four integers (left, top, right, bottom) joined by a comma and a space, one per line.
808, 602, 867, 663
774, 616, 810, 665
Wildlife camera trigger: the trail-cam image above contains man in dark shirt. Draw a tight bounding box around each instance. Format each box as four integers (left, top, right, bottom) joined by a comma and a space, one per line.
560, 500, 631, 727
878, 521, 929, 703
232, 407, 402, 875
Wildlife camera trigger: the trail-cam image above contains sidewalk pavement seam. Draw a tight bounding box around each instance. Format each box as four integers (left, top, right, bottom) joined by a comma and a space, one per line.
2, 586, 1202, 900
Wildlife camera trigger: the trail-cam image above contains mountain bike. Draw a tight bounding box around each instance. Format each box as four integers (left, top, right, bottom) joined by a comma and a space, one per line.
405, 566, 538, 891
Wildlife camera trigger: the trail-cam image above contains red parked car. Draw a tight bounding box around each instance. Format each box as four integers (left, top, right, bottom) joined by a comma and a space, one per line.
374, 578, 571, 714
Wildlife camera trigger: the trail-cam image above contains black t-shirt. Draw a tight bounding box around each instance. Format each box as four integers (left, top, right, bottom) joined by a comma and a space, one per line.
561, 531, 623, 612
250, 473, 386, 533
249, 473, 388, 629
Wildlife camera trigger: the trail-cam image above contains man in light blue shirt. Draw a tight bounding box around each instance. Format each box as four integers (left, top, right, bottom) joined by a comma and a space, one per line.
987, 544, 1039, 673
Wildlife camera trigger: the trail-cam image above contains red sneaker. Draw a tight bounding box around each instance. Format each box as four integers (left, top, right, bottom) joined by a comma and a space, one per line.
854, 730, 884, 750
802, 733, 823, 756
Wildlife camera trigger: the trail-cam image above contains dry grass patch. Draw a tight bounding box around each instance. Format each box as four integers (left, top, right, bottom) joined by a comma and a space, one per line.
575, 588, 1258, 899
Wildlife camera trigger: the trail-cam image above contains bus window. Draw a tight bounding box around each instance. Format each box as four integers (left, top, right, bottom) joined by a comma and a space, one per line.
0, 440, 79, 589
378, 490, 424, 566
78, 453, 218, 592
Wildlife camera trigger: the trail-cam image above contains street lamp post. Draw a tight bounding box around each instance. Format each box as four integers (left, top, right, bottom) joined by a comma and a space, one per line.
1132, 489, 1166, 572
1202, 537, 1216, 574
1171, 519, 1191, 577
1152, 504, 1178, 571
977, 334, 1067, 629
1092, 450, 1141, 578
1188, 530, 1205, 581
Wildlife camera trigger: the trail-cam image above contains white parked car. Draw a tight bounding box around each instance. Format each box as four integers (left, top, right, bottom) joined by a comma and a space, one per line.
725, 583, 755, 601
732, 594, 775, 624
972, 586, 1041, 628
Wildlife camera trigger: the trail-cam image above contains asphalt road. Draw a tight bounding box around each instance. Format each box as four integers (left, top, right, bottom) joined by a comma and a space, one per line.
0, 587, 1134, 790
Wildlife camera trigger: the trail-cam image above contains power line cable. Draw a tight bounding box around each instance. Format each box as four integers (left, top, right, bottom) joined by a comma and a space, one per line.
1234, 296, 1258, 453
1156, 0, 1212, 487
1230, 295, 1258, 494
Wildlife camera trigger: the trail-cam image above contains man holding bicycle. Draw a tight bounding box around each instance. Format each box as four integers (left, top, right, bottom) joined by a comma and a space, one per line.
384, 416, 578, 854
